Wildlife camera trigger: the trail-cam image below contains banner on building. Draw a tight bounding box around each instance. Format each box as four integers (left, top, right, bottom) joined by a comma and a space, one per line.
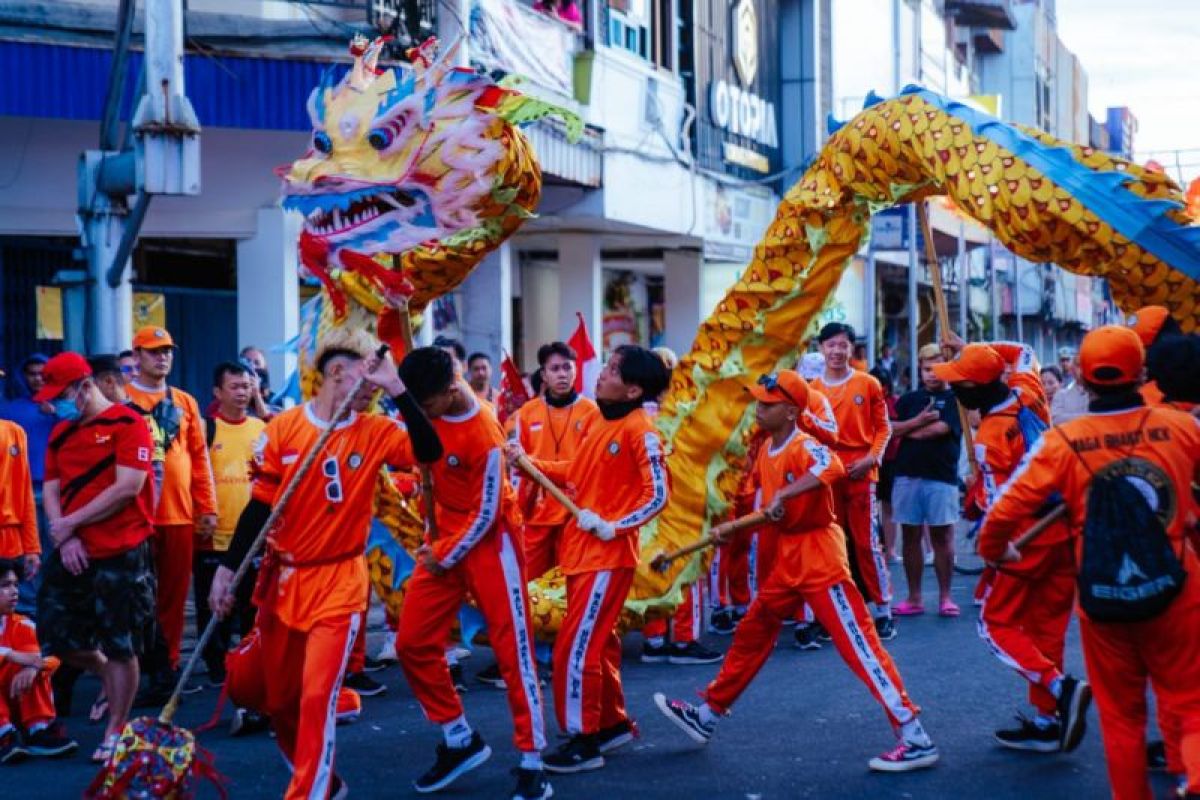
470, 0, 578, 98
35, 286, 63, 340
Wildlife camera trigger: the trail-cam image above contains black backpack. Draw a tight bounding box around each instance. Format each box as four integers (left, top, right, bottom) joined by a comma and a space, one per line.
1075, 452, 1187, 623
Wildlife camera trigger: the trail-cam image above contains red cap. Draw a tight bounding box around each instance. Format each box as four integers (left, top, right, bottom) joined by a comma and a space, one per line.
930, 344, 1006, 384
1079, 325, 1144, 386
32, 352, 92, 403
749, 370, 810, 407
1128, 306, 1170, 347
132, 325, 175, 349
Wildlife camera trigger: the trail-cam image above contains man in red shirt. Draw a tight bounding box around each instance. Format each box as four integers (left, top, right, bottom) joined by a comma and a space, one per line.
32, 352, 156, 763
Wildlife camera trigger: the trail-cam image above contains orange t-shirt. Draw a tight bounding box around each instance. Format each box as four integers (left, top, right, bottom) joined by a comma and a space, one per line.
0, 421, 38, 558
799, 389, 839, 447
0, 612, 40, 661
425, 396, 519, 569
811, 370, 890, 481
754, 428, 850, 591
539, 407, 669, 575
251, 404, 417, 631
125, 383, 217, 526
510, 396, 600, 526
980, 405, 1200, 571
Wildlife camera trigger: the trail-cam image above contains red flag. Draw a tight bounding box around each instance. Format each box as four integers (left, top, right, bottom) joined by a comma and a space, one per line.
497, 350, 531, 423
566, 312, 599, 395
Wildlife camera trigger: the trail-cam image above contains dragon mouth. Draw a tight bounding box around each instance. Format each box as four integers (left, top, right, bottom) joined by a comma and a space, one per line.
301, 188, 418, 237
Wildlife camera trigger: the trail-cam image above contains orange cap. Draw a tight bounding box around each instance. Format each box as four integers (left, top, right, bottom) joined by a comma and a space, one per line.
132, 325, 175, 349
930, 344, 1005, 384
749, 370, 810, 407
1128, 306, 1170, 347
1079, 325, 1144, 386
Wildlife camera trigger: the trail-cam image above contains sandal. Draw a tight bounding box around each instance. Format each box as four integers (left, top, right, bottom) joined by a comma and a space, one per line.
893, 600, 925, 616
91, 733, 118, 764
89, 691, 109, 724
939, 599, 961, 617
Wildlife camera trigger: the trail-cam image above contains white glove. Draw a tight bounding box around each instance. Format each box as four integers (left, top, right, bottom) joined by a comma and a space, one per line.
578, 509, 617, 541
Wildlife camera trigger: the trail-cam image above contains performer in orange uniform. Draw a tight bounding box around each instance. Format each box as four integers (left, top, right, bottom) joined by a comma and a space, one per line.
932, 341, 1086, 754
212, 336, 442, 800
0, 422, 39, 577
810, 324, 894, 637
388, 347, 551, 800
508, 345, 671, 775
653, 370, 938, 773
124, 326, 218, 700
979, 325, 1200, 800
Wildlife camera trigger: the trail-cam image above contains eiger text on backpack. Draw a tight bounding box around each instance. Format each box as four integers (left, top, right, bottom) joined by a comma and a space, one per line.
1077, 466, 1186, 622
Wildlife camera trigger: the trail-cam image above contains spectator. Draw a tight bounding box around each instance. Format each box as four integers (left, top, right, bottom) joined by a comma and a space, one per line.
116, 351, 137, 385
1050, 347, 1088, 424
238, 346, 282, 415
0, 558, 78, 763
194, 363, 264, 686
87, 356, 129, 405
533, 0, 582, 27
851, 342, 869, 372
0, 355, 56, 616
890, 344, 962, 617
466, 352, 497, 405
0, 419, 39, 594
124, 326, 218, 705
878, 344, 897, 381
33, 352, 156, 763
1038, 365, 1063, 408
869, 366, 901, 563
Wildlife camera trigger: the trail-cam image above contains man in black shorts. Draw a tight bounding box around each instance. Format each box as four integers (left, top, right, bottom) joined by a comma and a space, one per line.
33, 353, 157, 763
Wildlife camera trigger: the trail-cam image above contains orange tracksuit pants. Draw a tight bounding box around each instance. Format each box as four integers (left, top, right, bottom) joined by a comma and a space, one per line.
225, 612, 360, 800
153, 524, 194, 669
704, 574, 920, 726
717, 531, 752, 609
524, 522, 564, 582
553, 567, 635, 735
0, 661, 56, 733
643, 583, 702, 644
395, 529, 546, 753
830, 478, 891, 608
1078, 570, 1200, 800
976, 543, 1075, 715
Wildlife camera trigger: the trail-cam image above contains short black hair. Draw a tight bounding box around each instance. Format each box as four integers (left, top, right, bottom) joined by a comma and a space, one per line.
213, 361, 250, 388
1039, 365, 1064, 383
316, 348, 363, 376
817, 322, 856, 344
0, 557, 23, 583
869, 366, 893, 396
432, 336, 467, 363
537, 341, 577, 367
529, 368, 544, 395
613, 344, 670, 402
399, 347, 456, 403
88, 354, 123, 379
117, 350, 134, 360
1147, 334, 1200, 403
467, 352, 491, 367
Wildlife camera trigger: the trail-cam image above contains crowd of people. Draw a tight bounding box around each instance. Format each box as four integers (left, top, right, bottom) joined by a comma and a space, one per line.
0, 308, 1195, 800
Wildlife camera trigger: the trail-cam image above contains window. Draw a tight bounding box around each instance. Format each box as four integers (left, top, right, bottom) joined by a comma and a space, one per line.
607, 0, 673, 70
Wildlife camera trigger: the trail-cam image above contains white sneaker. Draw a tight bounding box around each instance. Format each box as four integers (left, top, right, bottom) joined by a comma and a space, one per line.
374, 631, 398, 665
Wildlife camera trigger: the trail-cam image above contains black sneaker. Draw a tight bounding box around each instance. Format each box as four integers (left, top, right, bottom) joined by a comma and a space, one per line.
794, 624, 822, 651
994, 715, 1061, 753
667, 641, 724, 665
344, 672, 387, 697
24, 722, 78, 758
812, 621, 833, 642
0, 730, 30, 764
450, 663, 468, 694
653, 692, 714, 745
362, 655, 390, 674
413, 732, 492, 793
640, 641, 671, 664
510, 766, 553, 800
596, 718, 639, 754
229, 707, 271, 737
874, 616, 897, 641
709, 608, 736, 636
1147, 739, 1168, 771
1056, 675, 1092, 753
543, 734, 605, 774
476, 662, 506, 689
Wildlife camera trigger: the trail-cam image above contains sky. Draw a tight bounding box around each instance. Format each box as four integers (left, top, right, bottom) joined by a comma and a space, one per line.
1056, 0, 1200, 183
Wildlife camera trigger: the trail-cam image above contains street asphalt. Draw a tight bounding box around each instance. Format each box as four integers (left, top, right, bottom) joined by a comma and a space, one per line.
10, 563, 1169, 799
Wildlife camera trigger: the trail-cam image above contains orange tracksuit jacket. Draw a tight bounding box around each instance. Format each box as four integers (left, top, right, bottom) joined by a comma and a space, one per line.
0, 422, 38, 560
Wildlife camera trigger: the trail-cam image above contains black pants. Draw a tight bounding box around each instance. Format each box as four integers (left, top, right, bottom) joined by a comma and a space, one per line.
191, 550, 258, 674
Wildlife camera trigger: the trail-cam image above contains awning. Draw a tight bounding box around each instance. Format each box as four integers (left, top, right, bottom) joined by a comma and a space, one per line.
944, 0, 1016, 30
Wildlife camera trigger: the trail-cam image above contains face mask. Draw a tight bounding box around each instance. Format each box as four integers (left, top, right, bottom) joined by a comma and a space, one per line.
52, 396, 81, 421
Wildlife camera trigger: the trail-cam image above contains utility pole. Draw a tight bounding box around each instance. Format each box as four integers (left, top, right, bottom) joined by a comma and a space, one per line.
77, 0, 200, 353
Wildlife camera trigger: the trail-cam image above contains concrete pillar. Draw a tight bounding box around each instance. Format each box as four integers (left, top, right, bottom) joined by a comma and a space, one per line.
459, 242, 513, 365
236, 207, 300, 381
663, 248, 704, 355
520, 261, 561, 368
558, 233, 603, 346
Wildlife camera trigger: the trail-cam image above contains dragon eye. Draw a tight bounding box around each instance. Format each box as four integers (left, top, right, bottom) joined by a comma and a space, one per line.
367, 128, 394, 151
313, 131, 332, 154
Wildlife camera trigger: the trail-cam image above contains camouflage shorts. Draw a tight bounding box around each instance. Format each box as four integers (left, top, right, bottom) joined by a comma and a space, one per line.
37, 541, 156, 660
